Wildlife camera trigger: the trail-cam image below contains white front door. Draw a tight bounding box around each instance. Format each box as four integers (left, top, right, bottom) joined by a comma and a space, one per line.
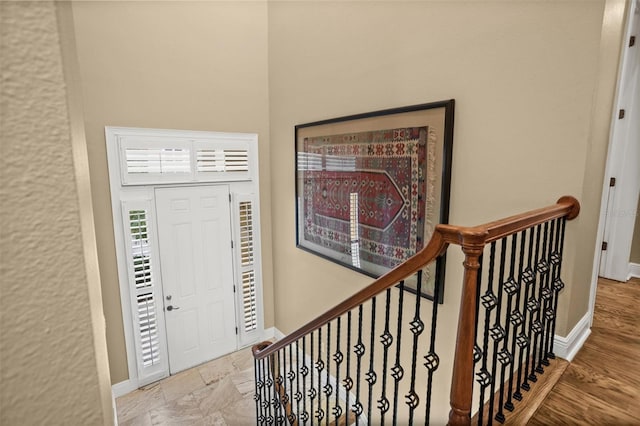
155, 185, 237, 374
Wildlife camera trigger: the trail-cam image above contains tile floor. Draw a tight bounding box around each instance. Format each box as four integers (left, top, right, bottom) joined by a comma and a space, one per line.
116, 346, 257, 425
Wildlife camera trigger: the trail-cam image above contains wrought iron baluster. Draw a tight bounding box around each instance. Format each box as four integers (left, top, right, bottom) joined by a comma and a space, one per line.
316, 328, 324, 423
506, 229, 527, 409
288, 343, 296, 424
266, 355, 274, 424
535, 221, 552, 373
334, 317, 343, 426
540, 219, 556, 368
487, 238, 508, 425
549, 217, 567, 358
379, 289, 392, 424
471, 253, 484, 420
529, 222, 548, 378
367, 297, 377, 425
407, 271, 423, 426
526, 224, 543, 383
345, 311, 352, 426
265, 357, 271, 425
310, 331, 315, 424
302, 336, 309, 425
354, 304, 364, 423
426, 263, 442, 425
519, 225, 536, 393
256, 357, 264, 424
477, 242, 497, 425
326, 322, 331, 426
392, 281, 405, 425
276, 350, 284, 424
295, 340, 301, 424
495, 234, 519, 423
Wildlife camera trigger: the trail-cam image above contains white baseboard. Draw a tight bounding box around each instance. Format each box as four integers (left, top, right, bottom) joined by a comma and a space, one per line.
112, 379, 138, 399
274, 327, 285, 340
553, 312, 591, 362
260, 326, 285, 341
628, 262, 640, 280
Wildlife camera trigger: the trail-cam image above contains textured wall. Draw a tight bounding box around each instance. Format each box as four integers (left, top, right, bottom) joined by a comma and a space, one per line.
0, 2, 111, 424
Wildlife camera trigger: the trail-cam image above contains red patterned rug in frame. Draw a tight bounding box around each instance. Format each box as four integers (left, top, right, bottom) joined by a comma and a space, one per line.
301, 126, 431, 270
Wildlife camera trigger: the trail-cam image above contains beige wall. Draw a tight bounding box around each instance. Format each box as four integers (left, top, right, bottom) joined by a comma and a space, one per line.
65, 0, 626, 390
70, 1, 273, 384
631, 198, 640, 264
0, 2, 112, 424
267, 0, 614, 340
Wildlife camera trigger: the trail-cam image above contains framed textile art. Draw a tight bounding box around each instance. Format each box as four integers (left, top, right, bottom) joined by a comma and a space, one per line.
295, 100, 454, 301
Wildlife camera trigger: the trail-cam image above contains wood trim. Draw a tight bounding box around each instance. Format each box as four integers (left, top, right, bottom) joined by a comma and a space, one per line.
448, 244, 483, 426
254, 196, 580, 361
437, 196, 580, 247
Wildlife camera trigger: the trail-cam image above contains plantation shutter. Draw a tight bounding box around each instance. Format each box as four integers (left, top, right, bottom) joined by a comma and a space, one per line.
194, 140, 251, 181
118, 135, 252, 185
122, 200, 168, 384
234, 195, 262, 346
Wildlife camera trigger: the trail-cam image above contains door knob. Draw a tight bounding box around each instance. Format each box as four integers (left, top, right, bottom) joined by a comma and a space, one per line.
166, 305, 180, 311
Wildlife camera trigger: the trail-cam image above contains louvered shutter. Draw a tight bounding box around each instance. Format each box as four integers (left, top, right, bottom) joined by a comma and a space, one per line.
234, 195, 262, 345
119, 138, 193, 185
118, 135, 252, 185
122, 201, 168, 384
195, 141, 251, 181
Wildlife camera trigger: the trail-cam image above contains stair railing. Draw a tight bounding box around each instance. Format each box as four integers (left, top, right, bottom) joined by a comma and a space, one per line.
253, 196, 580, 425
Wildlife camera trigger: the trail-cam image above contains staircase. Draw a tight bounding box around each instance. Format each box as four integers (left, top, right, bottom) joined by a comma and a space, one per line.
252, 196, 580, 425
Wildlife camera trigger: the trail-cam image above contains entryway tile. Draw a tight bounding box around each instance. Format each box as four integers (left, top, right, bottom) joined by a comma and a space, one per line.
192, 377, 243, 417
198, 355, 238, 385
229, 368, 255, 396
116, 385, 165, 424
160, 368, 206, 402
149, 393, 204, 425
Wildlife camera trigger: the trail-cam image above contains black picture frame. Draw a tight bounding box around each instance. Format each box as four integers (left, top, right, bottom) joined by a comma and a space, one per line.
295, 100, 454, 302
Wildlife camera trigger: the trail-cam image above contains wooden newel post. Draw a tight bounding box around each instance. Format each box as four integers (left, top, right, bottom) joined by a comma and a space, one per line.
448, 234, 486, 426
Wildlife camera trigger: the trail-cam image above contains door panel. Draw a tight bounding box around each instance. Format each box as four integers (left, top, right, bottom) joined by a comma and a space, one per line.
155, 185, 237, 374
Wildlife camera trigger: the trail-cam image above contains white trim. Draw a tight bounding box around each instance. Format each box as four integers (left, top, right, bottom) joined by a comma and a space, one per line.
112, 390, 118, 426
628, 262, 640, 280
598, 1, 640, 281
553, 312, 591, 362
274, 327, 286, 341
112, 379, 138, 399
589, 0, 638, 328
105, 126, 264, 388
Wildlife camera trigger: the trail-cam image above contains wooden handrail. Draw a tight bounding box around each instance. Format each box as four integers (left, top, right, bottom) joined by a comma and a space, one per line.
253, 230, 450, 359
253, 196, 580, 363
437, 195, 580, 247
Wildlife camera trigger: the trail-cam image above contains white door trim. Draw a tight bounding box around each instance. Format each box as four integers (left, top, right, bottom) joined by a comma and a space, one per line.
598, 1, 640, 282
590, 1, 639, 326
106, 126, 264, 389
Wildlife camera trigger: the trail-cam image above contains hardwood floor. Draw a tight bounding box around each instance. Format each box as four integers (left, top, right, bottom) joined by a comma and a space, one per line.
529, 277, 640, 425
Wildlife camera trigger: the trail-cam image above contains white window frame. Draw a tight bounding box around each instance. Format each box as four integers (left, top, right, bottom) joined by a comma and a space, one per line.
106, 126, 264, 388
